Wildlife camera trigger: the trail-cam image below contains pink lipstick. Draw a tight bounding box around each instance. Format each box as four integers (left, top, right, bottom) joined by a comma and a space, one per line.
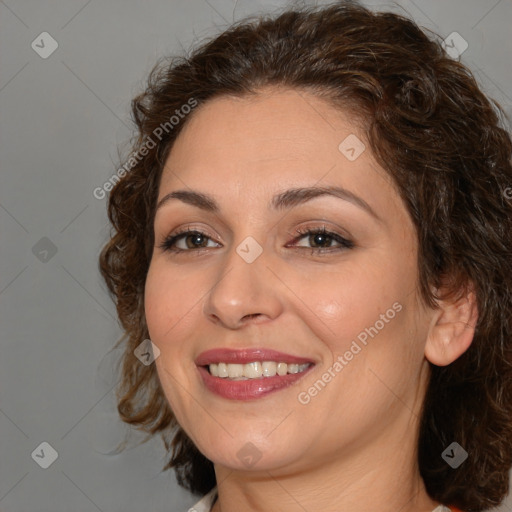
196, 348, 315, 400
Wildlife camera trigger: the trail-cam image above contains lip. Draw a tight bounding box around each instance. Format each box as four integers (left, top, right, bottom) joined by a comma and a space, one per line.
197, 364, 315, 401
195, 348, 314, 366
195, 348, 316, 401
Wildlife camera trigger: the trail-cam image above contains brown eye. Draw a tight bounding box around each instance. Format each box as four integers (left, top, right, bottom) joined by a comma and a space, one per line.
159, 230, 219, 253
290, 227, 354, 253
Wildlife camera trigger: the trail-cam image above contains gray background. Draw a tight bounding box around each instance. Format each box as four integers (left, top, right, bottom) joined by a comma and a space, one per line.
1, 0, 511, 511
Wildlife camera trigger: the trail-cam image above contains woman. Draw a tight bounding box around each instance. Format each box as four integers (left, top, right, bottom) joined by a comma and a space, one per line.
99, 2, 512, 511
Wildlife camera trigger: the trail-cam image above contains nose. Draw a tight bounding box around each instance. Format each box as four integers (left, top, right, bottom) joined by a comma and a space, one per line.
202, 243, 283, 330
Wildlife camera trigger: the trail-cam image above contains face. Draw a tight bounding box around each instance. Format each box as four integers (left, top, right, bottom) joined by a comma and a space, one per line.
144, 87, 434, 475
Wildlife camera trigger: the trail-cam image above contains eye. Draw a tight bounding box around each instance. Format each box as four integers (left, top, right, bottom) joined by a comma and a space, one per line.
158, 228, 219, 253
288, 226, 354, 254
158, 225, 354, 255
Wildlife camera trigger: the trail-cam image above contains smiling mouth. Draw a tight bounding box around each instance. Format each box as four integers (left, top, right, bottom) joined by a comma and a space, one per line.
205, 361, 313, 380
195, 348, 316, 399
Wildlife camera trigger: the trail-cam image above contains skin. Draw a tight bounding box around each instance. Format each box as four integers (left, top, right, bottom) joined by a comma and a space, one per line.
144, 87, 477, 512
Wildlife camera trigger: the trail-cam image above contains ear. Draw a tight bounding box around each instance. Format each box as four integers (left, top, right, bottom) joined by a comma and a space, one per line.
424, 282, 478, 367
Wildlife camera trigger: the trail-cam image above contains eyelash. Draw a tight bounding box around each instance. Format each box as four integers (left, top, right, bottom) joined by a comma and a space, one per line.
158, 225, 354, 256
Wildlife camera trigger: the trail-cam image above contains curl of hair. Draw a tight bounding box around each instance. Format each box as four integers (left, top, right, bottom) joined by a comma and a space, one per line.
99, 1, 512, 508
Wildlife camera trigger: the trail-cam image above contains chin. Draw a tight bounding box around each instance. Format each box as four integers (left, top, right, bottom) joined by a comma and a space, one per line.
198, 433, 305, 472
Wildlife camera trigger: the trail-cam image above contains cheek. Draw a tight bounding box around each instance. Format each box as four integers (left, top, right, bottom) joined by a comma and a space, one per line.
302, 258, 408, 356
144, 262, 196, 348
144, 268, 168, 340
144, 263, 201, 419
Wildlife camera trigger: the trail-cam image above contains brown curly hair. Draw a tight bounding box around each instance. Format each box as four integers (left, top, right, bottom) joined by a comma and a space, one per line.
98, 1, 512, 509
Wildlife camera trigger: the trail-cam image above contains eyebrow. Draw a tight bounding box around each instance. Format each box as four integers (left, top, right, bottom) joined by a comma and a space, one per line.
155, 185, 380, 220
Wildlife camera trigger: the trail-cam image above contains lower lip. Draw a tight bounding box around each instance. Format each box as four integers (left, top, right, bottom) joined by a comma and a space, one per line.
197, 365, 314, 400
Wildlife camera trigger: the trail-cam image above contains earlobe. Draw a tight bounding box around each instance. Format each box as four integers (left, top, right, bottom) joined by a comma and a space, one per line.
424, 286, 478, 367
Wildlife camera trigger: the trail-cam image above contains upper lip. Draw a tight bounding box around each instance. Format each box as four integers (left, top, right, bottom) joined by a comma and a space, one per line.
195, 348, 315, 366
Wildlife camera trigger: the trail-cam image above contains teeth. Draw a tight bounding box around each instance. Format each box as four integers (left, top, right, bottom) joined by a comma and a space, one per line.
244, 362, 262, 378
288, 363, 299, 374
208, 361, 310, 379
262, 361, 277, 377
228, 364, 244, 378
277, 362, 287, 376
217, 363, 228, 378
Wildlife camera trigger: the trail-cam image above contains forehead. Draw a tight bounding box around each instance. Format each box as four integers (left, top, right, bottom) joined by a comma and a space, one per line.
159, 88, 396, 215
167, 88, 363, 159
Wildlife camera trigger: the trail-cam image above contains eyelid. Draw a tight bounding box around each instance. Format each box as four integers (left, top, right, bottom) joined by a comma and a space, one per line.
158, 223, 354, 254
287, 225, 354, 250
158, 224, 220, 250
